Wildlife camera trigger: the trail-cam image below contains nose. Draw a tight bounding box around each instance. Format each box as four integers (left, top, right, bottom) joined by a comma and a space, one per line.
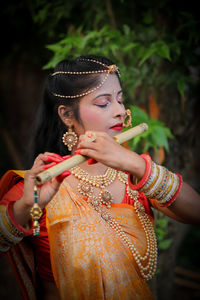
113, 101, 126, 120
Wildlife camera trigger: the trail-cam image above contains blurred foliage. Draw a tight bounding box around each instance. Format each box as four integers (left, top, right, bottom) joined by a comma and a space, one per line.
124, 106, 174, 153
2, 1, 199, 103
1, 0, 199, 161
42, 13, 199, 103
155, 211, 172, 251
2, 0, 199, 159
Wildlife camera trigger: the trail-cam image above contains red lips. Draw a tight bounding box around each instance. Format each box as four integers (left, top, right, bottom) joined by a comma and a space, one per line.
110, 123, 123, 131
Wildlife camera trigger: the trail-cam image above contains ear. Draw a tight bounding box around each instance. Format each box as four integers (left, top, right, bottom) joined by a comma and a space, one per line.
57, 105, 74, 127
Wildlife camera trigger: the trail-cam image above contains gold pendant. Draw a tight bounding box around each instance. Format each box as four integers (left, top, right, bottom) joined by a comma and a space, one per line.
100, 190, 112, 208
78, 182, 93, 196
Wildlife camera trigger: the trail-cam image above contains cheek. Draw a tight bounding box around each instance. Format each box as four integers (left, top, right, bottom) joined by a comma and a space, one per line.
80, 107, 105, 126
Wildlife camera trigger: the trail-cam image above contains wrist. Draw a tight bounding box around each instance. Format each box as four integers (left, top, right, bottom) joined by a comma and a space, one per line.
124, 152, 147, 179
7, 201, 33, 235
128, 154, 152, 190
13, 197, 33, 228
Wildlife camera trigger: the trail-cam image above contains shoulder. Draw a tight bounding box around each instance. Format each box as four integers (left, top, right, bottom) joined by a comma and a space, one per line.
0, 170, 25, 204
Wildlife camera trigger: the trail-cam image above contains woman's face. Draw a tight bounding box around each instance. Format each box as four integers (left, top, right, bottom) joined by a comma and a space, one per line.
73, 74, 126, 137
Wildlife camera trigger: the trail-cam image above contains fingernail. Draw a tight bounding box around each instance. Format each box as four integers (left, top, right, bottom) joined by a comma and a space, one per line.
56, 171, 71, 182
88, 158, 97, 165
74, 149, 82, 155
42, 162, 56, 170
46, 155, 61, 163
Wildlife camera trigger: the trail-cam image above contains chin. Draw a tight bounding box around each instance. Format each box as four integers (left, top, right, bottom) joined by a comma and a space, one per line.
108, 129, 122, 136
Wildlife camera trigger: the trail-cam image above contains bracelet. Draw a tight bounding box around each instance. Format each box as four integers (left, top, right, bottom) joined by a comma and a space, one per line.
135, 159, 182, 206
127, 153, 182, 207
159, 174, 182, 207
128, 154, 152, 190
0, 205, 23, 247
141, 163, 159, 193
142, 165, 166, 198
0, 230, 14, 247
7, 202, 33, 236
157, 172, 175, 202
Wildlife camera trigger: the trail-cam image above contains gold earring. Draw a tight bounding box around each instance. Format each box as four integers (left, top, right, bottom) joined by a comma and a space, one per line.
62, 125, 78, 151
123, 109, 132, 128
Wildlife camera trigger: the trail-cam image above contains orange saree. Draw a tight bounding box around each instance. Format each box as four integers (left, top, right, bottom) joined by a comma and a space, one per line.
46, 179, 155, 299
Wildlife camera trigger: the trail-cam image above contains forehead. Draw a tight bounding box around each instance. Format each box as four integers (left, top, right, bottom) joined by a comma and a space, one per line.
96, 73, 121, 93
81, 74, 121, 102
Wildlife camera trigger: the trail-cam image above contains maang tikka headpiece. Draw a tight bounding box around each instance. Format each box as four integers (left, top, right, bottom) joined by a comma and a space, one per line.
51, 59, 120, 99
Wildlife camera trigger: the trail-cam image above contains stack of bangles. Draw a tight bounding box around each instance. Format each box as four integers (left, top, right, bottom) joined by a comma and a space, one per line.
0, 203, 32, 252
130, 154, 183, 207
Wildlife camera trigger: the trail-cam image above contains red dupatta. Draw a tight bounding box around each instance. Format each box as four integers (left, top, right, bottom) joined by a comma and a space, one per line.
0, 170, 37, 300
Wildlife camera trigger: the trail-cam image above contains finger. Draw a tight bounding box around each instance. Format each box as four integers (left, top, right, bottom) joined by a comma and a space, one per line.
76, 148, 98, 159
34, 154, 49, 166
74, 149, 83, 155
42, 162, 57, 170
44, 152, 61, 157
62, 155, 72, 160
56, 171, 71, 183
77, 140, 99, 150
45, 155, 64, 163
25, 165, 45, 180
47, 153, 64, 159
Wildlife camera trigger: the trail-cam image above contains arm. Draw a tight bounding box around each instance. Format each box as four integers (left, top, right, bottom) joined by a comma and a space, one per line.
13, 153, 71, 227
158, 182, 200, 225
0, 153, 71, 252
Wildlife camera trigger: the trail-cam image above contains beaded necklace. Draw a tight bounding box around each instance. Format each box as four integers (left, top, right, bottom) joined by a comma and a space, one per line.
70, 166, 157, 280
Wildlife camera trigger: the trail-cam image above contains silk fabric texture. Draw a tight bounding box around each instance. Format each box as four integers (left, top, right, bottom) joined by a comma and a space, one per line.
46, 179, 154, 300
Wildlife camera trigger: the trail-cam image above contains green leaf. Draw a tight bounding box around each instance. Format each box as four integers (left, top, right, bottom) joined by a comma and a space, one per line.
156, 218, 168, 228
150, 125, 169, 151
163, 127, 174, 139
154, 41, 171, 60
130, 106, 149, 124
123, 43, 140, 53
156, 228, 166, 240
139, 48, 155, 66
159, 239, 172, 250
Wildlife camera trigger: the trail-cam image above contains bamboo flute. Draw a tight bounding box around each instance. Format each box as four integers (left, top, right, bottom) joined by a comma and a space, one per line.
35, 123, 148, 185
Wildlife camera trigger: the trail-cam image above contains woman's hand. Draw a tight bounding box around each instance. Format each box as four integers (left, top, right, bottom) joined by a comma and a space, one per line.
13, 153, 71, 226
75, 131, 146, 179
23, 153, 71, 209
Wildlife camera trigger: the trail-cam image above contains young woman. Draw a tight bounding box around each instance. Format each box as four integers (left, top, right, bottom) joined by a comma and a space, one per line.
0, 55, 200, 300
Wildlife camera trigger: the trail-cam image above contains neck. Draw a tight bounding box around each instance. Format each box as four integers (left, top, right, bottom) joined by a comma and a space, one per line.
78, 161, 108, 175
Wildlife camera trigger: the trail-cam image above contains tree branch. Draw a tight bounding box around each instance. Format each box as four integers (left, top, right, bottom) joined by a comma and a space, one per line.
105, 0, 117, 29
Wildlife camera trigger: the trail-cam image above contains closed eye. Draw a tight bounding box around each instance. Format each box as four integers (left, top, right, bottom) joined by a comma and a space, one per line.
94, 103, 109, 108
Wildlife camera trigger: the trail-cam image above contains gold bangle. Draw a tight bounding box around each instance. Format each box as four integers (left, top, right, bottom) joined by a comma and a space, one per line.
141, 164, 160, 193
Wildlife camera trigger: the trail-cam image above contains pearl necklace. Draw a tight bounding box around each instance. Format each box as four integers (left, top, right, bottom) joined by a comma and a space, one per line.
71, 167, 157, 280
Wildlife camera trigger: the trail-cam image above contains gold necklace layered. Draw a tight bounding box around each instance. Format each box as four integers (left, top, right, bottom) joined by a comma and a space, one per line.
71, 166, 117, 208
71, 166, 157, 280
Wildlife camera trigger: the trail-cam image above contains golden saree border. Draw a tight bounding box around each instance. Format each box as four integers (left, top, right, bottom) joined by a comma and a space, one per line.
46, 180, 154, 300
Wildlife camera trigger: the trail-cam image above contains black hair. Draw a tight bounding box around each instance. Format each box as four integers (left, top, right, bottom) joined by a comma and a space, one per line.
28, 55, 120, 166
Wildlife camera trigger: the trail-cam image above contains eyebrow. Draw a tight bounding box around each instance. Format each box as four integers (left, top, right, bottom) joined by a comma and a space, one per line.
94, 90, 123, 99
